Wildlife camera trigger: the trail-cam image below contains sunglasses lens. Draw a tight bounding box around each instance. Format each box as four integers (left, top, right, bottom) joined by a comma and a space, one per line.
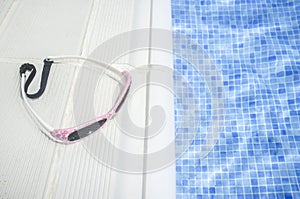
68, 119, 107, 141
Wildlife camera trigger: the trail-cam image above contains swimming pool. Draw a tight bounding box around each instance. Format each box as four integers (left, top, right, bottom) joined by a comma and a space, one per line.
173, 0, 300, 198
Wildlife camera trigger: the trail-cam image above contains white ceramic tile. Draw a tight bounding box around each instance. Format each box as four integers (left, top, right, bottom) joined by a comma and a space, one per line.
0, 62, 64, 198
81, 0, 136, 56
0, 0, 14, 26
0, 0, 93, 59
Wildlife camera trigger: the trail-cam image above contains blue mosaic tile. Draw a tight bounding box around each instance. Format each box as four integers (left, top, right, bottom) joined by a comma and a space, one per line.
172, 0, 300, 198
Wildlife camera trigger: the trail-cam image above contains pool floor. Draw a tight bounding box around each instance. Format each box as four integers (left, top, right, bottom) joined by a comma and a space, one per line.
173, 0, 300, 198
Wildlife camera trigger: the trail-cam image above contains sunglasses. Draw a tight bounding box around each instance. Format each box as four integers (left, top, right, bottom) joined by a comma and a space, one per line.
19, 56, 131, 144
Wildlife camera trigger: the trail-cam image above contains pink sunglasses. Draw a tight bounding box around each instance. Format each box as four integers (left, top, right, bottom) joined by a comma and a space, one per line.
19, 56, 131, 144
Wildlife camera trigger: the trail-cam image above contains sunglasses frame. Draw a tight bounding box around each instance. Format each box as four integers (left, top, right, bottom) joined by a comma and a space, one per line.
20, 56, 131, 144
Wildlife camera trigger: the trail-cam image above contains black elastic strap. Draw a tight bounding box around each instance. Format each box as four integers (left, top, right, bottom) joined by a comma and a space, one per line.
19, 59, 54, 99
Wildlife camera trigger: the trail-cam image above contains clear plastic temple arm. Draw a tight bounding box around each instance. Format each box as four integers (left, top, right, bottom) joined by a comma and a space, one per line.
20, 75, 54, 133
46, 56, 122, 77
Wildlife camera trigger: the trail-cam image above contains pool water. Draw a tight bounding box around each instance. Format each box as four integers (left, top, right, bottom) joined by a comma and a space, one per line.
172, 0, 300, 198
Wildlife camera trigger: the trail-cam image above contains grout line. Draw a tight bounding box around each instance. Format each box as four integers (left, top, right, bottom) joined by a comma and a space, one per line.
0, 0, 18, 35
42, 0, 99, 197
59, 0, 99, 135
142, 0, 154, 198
78, 0, 115, 197
79, 0, 99, 56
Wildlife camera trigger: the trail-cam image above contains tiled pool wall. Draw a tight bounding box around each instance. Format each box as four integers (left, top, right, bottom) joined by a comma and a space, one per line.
172, 0, 300, 198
